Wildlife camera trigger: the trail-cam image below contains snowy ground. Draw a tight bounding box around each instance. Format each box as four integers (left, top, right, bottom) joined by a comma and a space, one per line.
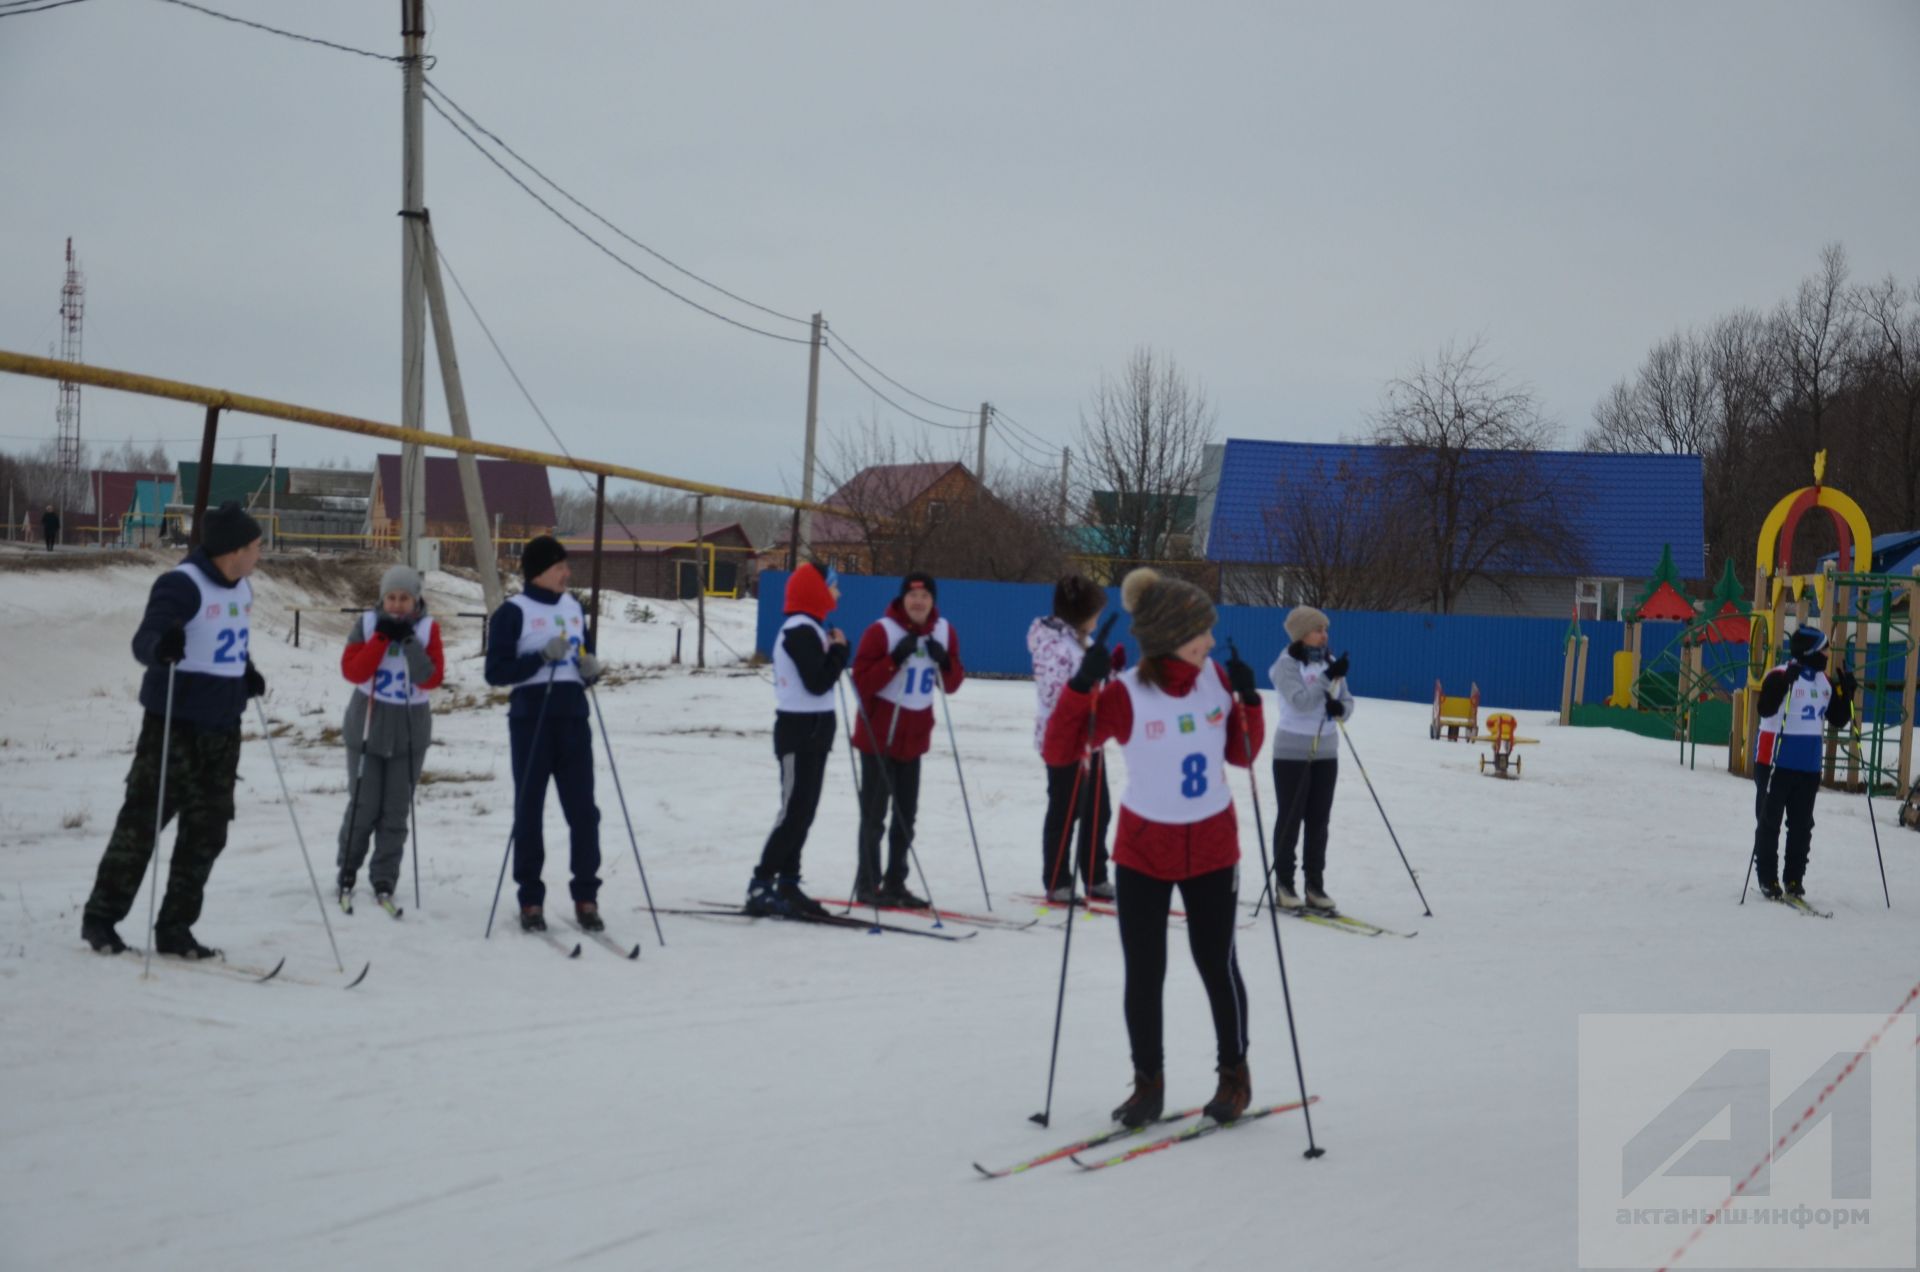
2, 552, 1915, 1271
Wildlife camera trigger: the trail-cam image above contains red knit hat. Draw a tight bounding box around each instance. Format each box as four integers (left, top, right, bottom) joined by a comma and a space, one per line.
784, 563, 835, 621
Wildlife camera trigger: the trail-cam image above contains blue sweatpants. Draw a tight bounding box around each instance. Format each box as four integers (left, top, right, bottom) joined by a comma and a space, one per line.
509, 714, 602, 908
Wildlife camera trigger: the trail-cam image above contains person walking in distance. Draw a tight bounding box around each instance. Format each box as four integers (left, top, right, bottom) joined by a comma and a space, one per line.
849, 571, 966, 908
1044, 569, 1267, 1127
81, 502, 267, 958
1268, 605, 1355, 914
41, 503, 59, 552
335, 564, 445, 914
1750, 624, 1855, 901
483, 536, 606, 934
1028, 573, 1119, 902
748, 562, 849, 918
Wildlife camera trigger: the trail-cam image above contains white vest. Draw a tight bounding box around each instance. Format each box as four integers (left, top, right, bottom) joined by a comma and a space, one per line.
1756, 662, 1831, 772
508, 592, 584, 687
874, 615, 950, 711
773, 614, 836, 712
173, 560, 252, 678
1117, 663, 1235, 824
355, 610, 436, 706
1275, 654, 1348, 738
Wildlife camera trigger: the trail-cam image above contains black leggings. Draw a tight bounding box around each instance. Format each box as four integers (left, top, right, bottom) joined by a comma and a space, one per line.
1041, 756, 1110, 890
1115, 863, 1248, 1074
1272, 757, 1337, 888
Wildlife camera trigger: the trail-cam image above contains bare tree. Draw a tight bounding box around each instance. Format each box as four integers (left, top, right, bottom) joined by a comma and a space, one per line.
1582, 332, 1713, 457
1849, 274, 1920, 529
1369, 337, 1584, 612
1771, 242, 1857, 457
917, 465, 1068, 583
1227, 459, 1424, 609
1076, 347, 1217, 571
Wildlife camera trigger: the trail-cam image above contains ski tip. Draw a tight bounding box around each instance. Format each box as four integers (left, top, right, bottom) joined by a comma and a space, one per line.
1068, 1154, 1093, 1170
568, 943, 582, 958
625, 943, 641, 960
344, 961, 372, 988
971, 1162, 998, 1179
257, 957, 287, 983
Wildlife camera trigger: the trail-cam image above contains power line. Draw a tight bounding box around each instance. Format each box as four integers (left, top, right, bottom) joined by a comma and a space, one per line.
147, 0, 401, 62
990, 404, 1057, 451
988, 417, 1055, 471
826, 325, 975, 417
424, 79, 808, 329
0, 0, 97, 18
822, 344, 975, 433
423, 93, 808, 347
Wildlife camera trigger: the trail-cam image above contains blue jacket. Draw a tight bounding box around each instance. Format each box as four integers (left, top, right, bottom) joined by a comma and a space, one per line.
134, 549, 253, 731
484, 584, 592, 718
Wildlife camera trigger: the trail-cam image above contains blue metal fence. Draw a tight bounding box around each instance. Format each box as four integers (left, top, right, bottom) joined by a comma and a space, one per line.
755, 571, 1756, 711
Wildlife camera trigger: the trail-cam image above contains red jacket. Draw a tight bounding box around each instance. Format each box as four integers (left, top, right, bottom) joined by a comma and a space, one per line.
341, 617, 447, 690
1043, 656, 1263, 882
851, 598, 965, 760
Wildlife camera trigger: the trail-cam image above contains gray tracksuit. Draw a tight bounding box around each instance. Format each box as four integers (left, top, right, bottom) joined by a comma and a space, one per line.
335, 621, 437, 893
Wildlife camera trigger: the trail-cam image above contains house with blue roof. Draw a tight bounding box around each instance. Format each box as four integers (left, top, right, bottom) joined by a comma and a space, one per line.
1197, 438, 1705, 618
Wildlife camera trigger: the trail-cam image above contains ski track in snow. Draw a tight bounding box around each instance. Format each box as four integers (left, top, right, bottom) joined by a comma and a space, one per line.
1, 554, 1915, 1270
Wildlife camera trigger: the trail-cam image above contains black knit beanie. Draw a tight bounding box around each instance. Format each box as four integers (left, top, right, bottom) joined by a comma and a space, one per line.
201, 501, 262, 557
521, 534, 568, 581
900, 570, 937, 601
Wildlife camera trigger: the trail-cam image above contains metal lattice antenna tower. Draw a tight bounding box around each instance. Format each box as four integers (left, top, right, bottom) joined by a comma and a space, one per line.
55, 238, 85, 509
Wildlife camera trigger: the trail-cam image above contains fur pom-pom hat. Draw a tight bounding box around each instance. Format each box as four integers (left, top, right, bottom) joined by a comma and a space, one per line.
1122, 567, 1216, 658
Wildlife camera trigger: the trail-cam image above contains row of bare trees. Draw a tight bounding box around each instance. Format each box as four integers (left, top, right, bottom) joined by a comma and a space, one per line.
0, 438, 173, 532
1584, 244, 1920, 580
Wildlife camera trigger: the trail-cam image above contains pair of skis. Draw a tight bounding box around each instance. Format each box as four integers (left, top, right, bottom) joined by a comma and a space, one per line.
339, 890, 404, 920
1765, 893, 1833, 919
526, 918, 642, 960
1248, 898, 1419, 939
665, 903, 978, 942
974, 1095, 1320, 1177
114, 946, 370, 989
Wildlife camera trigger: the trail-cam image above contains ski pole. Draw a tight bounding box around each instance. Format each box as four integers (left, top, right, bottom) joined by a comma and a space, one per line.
405, 698, 421, 911
141, 662, 178, 981
1227, 639, 1324, 1159
1846, 729, 1892, 909
934, 671, 991, 910
1333, 717, 1432, 917
254, 697, 346, 972
486, 664, 557, 939
336, 675, 377, 908
588, 678, 666, 945
1032, 613, 1116, 1128
1741, 755, 1780, 905
846, 680, 943, 925
834, 681, 881, 927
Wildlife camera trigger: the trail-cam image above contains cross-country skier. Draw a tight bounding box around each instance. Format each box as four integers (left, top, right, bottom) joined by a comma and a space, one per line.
748, 561, 848, 918
483, 536, 605, 934
1750, 624, 1855, 900
81, 501, 266, 958
335, 563, 445, 913
1268, 605, 1355, 913
1044, 568, 1265, 1127
1028, 573, 1119, 902
848, 571, 965, 908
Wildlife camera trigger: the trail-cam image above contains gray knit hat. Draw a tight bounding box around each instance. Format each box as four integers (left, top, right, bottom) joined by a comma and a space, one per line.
1284, 605, 1329, 642
380, 563, 424, 600
1122, 568, 1216, 658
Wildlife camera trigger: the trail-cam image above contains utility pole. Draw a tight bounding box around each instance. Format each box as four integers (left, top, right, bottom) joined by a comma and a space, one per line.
398, 0, 427, 569
1059, 446, 1071, 524
976, 403, 990, 477
798, 312, 823, 556
417, 211, 506, 611
267, 434, 277, 549
691, 494, 708, 670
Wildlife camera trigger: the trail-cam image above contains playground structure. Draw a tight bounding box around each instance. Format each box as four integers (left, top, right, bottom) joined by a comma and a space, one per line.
1431, 680, 1480, 741
1478, 712, 1537, 779
1731, 454, 1917, 797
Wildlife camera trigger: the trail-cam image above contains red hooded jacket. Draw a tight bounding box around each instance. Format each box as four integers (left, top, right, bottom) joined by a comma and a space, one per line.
1042, 656, 1262, 882
851, 597, 965, 760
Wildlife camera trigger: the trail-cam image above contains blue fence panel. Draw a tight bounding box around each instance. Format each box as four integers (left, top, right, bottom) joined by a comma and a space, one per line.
756, 571, 1746, 711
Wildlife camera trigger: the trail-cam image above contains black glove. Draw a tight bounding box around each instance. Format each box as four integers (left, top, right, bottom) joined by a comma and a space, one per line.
153, 626, 187, 665
1287, 639, 1311, 662
924, 638, 951, 671
1324, 651, 1350, 681
1834, 666, 1857, 697
1326, 698, 1346, 720
374, 615, 413, 643
1225, 651, 1259, 705
1067, 642, 1112, 694
890, 631, 919, 665
244, 662, 266, 699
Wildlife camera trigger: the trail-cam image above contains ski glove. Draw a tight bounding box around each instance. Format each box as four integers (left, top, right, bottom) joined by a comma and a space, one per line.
1325, 698, 1346, 720
1324, 651, 1350, 681
1834, 666, 1857, 697
890, 631, 919, 665
153, 626, 187, 665
923, 638, 951, 671
577, 653, 602, 683
1224, 652, 1260, 705
1067, 642, 1113, 694
244, 662, 266, 699
374, 615, 413, 644
541, 635, 572, 663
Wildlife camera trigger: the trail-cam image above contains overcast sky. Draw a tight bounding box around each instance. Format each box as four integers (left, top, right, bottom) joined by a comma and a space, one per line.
2, 0, 1915, 501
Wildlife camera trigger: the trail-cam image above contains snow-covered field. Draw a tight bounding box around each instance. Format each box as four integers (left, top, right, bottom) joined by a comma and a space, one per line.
2, 551, 1915, 1271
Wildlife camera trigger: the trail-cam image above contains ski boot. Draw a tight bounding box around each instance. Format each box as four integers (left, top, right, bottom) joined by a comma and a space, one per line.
1273, 881, 1304, 911
1303, 883, 1337, 914
1112, 1069, 1165, 1128
745, 877, 786, 917
81, 918, 128, 955
775, 876, 830, 919
1046, 885, 1079, 904
519, 905, 547, 933
574, 901, 605, 933
154, 927, 221, 960
1784, 878, 1805, 899
1088, 880, 1116, 902
1204, 1059, 1252, 1123
878, 880, 931, 910
337, 884, 354, 914
1756, 874, 1783, 901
